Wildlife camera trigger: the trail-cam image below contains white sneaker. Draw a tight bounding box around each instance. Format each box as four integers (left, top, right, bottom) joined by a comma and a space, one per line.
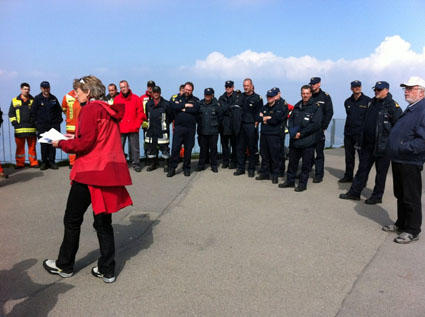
91, 266, 116, 283
43, 259, 73, 278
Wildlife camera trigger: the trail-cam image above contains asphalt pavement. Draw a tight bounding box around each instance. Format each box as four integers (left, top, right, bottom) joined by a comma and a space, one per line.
1, 148, 424, 316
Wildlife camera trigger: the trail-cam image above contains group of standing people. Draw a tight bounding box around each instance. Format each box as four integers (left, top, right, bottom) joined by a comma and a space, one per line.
1, 73, 423, 286
103, 77, 334, 193
338, 77, 425, 244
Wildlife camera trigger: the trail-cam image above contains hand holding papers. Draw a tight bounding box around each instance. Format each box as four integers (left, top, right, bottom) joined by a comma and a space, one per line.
38, 128, 69, 144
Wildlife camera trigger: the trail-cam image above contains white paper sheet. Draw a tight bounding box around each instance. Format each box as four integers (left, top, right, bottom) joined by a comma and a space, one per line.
38, 128, 68, 144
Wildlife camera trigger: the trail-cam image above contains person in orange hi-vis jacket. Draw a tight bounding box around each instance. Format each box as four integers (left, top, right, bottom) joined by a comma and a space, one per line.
8, 82, 38, 168
62, 81, 82, 168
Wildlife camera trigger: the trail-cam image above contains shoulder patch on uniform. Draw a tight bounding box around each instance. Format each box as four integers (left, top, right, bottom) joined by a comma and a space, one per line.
395, 102, 400, 108
325, 92, 329, 96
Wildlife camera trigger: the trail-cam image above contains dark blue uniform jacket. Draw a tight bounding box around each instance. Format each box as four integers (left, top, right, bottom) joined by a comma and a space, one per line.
387, 97, 425, 166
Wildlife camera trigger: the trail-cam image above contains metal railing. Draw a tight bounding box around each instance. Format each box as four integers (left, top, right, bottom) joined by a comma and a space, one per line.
0, 112, 345, 164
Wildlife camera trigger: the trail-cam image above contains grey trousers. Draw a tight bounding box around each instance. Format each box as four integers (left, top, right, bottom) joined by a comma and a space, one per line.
121, 132, 140, 168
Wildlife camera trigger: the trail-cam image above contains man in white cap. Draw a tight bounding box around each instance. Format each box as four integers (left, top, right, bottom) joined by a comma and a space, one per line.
384, 76, 425, 243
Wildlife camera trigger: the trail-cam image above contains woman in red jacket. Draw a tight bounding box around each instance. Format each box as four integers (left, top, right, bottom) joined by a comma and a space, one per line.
43, 75, 133, 283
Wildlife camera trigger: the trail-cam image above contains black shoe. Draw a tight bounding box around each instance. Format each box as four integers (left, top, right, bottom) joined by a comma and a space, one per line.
147, 164, 158, 172
40, 163, 48, 170
229, 162, 236, 169
338, 176, 353, 183
365, 196, 382, 205
184, 169, 191, 177
50, 163, 58, 170
313, 177, 322, 183
255, 174, 270, 180
167, 168, 176, 177
134, 165, 142, 173
339, 193, 360, 200
294, 185, 306, 192
233, 170, 245, 176
211, 166, 218, 173
222, 162, 229, 169
91, 266, 116, 283
272, 175, 278, 184
278, 182, 295, 188
248, 170, 255, 178
163, 166, 169, 173
43, 259, 73, 278
196, 165, 205, 172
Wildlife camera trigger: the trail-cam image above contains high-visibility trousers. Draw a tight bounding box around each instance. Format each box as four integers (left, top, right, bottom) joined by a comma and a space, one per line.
15, 136, 38, 167
66, 131, 76, 166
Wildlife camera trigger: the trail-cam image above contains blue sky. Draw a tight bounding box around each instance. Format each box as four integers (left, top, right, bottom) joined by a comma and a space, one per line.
1, 0, 425, 118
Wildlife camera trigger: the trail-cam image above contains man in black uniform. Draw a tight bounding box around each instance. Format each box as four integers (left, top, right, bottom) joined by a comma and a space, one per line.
272, 87, 290, 177
340, 80, 371, 182
234, 78, 263, 178
218, 80, 239, 169
197, 88, 221, 173
310, 77, 333, 183
30, 81, 63, 170
256, 89, 287, 184
340, 81, 402, 204
279, 85, 323, 192
144, 86, 172, 172
168, 82, 199, 177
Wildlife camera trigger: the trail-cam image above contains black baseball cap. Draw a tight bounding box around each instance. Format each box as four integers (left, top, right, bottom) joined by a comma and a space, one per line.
225, 80, 234, 88
266, 89, 278, 98
147, 80, 156, 88
309, 77, 321, 85
40, 81, 50, 88
152, 86, 161, 93
373, 81, 389, 90
204, 88, 214, 95
351, 80, 361, 88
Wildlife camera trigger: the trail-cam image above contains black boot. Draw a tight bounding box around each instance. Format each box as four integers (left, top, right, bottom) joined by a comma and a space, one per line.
147, 158, 158, 172
167, 168, 176, 177
163, 159, 169, 173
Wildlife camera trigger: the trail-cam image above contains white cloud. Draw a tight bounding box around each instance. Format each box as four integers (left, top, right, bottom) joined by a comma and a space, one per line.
0, 69, 18, 79
185, 35, 425, 81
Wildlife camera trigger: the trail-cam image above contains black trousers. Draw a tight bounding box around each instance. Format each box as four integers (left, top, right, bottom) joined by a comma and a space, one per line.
260, 134, 281, 177
343, 134, 360, 178
170, 126, 195, 170
220, 133, 237, 165
237, 123, 256, 172
286, 146, 315, 186
198, 134, 218, 168
56, 182, 115, 275
279, 134, 287, 175
349, 145, 390, 199
313, 131, 325, 179
392, 162, 423, 236
40, 143, 56, 164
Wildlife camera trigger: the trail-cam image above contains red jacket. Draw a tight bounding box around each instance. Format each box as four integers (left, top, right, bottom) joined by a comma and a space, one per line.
114, 90, 146, 133
59, 100, 132, 187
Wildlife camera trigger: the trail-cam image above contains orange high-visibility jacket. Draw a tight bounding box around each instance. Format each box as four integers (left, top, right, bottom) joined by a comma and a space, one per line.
62, 90, 81, 133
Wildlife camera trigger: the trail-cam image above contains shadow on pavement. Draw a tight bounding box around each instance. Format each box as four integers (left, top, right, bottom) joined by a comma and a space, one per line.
0, 259, 73, 317
0, 169, 44, 187
353, 201, 393, 227
72, 213, 158, 277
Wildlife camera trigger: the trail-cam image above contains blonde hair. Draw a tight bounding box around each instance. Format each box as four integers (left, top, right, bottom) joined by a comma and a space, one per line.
74, 75, 106, 100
